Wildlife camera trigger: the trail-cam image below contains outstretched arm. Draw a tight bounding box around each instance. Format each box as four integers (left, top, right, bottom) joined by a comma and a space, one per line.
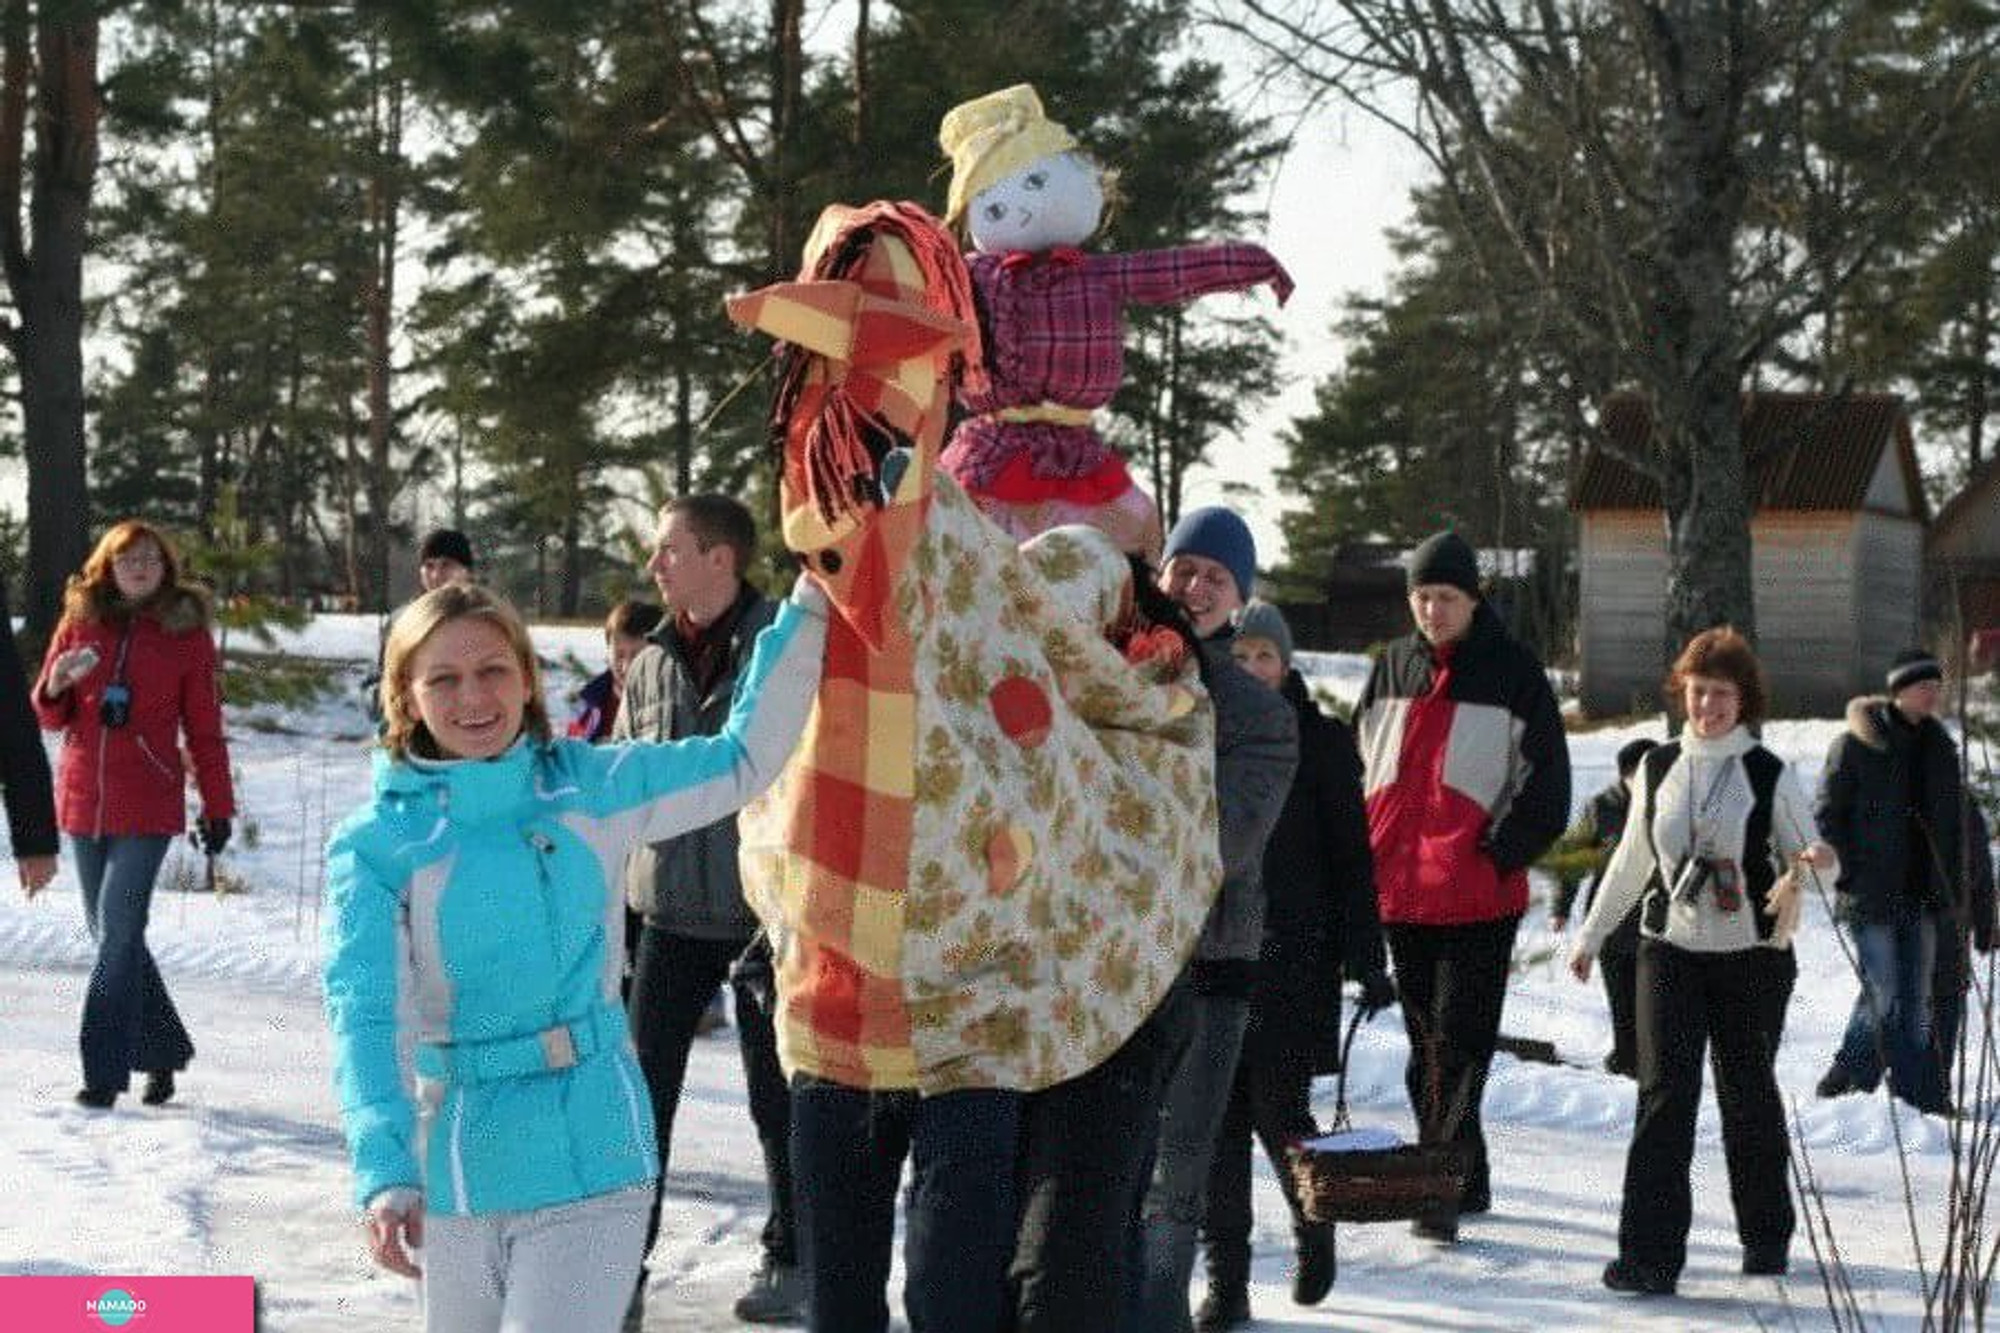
1092, 243, 1294, 308
587, 580, 828, 845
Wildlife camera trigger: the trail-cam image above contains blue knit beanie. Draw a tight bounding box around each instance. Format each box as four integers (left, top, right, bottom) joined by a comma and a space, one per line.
1162, 507, 1257, 602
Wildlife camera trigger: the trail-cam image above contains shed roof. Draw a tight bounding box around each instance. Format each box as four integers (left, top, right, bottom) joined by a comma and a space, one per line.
1572, 391, 1925, 517
1930, 451, 2000, 553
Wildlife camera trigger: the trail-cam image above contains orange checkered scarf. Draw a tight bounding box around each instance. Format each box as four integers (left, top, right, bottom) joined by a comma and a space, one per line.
731, 201, 985, 536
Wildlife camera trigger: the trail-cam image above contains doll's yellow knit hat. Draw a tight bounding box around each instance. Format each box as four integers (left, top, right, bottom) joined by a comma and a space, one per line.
939, 84, 1078, 229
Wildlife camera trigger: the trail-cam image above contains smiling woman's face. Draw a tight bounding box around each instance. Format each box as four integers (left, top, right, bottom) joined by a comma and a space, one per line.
405, 617, 530, 760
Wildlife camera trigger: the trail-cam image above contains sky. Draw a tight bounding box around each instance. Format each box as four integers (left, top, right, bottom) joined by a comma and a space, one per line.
0, 20, 1428, 575
1191, 93, 1425, 566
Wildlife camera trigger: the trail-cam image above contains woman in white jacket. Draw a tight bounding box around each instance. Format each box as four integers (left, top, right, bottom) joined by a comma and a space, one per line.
1569, 627, 1835, 1297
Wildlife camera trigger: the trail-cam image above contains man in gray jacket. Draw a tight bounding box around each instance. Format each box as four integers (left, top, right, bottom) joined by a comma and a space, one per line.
616, 495, 800, 1327
1128, 506, 1300, 1333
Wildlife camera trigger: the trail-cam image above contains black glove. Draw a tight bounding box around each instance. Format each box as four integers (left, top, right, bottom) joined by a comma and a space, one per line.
194, 816, 232, 856
1357, 971, 1398, 1019
728, 932, 777, 1017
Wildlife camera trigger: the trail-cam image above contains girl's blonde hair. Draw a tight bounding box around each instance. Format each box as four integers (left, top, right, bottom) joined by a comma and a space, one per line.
62, 519, 189, 626
380, 583, 552, 760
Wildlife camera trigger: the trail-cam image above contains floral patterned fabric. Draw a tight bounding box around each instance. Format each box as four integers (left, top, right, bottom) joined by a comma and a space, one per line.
738, 483, 1222, 1093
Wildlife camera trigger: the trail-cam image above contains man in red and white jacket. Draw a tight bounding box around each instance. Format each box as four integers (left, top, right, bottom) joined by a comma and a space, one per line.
1354, 531, 1570, 1242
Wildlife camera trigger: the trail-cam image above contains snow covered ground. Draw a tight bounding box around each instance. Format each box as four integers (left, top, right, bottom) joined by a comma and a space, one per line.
0, 615, 1984, 1330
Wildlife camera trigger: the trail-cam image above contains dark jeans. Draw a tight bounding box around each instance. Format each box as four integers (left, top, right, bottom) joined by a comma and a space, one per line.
1007, 976, 1194, 1333
790, 1078, 1020, 1333
1619, 940, 1793, 1278
1833, 912, 1946, 1111
1935, 926, 1972, 1085
1600, 947, 1639, 1073
1385, 916, 1520, 1215
1128, 991, 1253, 1333
1200, 1026, 1318, 1286
629, 928, 793, 1272
72, 835, 190, 1093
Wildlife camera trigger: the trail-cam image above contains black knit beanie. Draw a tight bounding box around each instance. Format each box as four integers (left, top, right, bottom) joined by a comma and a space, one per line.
1406, 531, 1481, 598
1886, 647, 1942, 694
419, 528, 476, 569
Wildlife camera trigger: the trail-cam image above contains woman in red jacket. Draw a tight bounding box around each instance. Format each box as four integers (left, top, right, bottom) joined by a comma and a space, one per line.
34, 520, 235, 1110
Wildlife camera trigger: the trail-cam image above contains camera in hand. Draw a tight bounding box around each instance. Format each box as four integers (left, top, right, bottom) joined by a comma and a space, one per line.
99, 682, 132, 729
1671, 854, 1742, 912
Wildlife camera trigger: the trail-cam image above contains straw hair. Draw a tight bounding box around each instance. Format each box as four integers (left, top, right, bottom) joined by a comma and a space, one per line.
380, 583, 552, 760
938, 84, 1078, 228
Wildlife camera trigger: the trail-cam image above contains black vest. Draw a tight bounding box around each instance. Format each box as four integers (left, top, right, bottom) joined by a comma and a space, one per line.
1637, 740, 1785, 941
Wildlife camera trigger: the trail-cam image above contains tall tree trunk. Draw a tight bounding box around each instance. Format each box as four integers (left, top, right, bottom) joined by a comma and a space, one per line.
673, 361, 693, 494
363, 50, 402, 611
3, 12, 98, 634
560, 479, 582, 618
1637, 0, 1757, 654
340, 408, 362, 608
1969, 286, 1990, 470
765, 0, 802, 278
852, 0, 869, 152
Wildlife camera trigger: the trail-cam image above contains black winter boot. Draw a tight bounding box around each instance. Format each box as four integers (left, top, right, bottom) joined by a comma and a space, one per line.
1292, 1222, 1335, 1305
1193, 1279, 1250, 1333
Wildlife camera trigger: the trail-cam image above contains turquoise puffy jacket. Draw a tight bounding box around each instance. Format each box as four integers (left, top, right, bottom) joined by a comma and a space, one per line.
323, 591, 824, 1214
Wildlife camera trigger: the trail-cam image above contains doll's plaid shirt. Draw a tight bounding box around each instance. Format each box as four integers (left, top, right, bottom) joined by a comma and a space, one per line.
945, 243, 1293, 485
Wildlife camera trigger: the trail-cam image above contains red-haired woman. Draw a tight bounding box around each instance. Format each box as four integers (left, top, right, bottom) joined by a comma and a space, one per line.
1569, 627, 1835, 1295
34, 520, 235, 1110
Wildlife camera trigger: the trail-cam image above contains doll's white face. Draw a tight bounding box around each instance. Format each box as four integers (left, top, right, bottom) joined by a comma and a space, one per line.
968, 151, 1104, 255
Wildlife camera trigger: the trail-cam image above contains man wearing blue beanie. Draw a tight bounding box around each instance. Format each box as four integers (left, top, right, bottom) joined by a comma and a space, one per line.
1129, 506, 1299, 1332
1162, 506, 1259, 607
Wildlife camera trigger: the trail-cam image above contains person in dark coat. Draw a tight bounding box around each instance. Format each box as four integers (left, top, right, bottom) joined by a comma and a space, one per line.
1125, 508, 1299, 1333
1815, 649, 1976, 1113
1549, 738, 1659, 1077
2, 568, 59, 895
1355, 531, 1571, 1242
566, 600, 665, 743
613, 495, 799, 1329
1193, 601, 1391, 1333
1933, 803, 1996, 1086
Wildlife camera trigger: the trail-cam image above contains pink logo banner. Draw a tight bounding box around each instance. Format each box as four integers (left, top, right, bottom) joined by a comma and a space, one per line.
0, 1276, 255, 1331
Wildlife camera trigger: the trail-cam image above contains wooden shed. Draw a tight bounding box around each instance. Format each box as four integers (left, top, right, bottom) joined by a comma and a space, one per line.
1570, 392, 1928, 718
1927, 453, 2000, 646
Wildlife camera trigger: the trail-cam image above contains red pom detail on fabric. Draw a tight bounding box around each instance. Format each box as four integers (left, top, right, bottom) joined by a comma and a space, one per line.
1121, 626, 1189, 674
989, 676, 1054, 748
979, 451, 1133, 504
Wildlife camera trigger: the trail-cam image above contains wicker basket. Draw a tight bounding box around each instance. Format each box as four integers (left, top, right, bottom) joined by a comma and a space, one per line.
1288, 1008, 1466, 1225
1290, 1139, 1464, 1224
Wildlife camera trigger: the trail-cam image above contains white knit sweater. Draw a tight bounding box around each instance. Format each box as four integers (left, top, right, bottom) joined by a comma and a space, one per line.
1578, 726, 1836, 955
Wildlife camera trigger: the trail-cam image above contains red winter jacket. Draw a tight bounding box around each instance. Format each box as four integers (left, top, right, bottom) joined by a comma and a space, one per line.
32, 589, 235, 838
1355, 603, 1570, 926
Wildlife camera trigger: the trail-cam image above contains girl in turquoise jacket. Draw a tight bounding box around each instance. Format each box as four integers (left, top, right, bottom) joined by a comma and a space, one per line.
323, 579, 824, 1333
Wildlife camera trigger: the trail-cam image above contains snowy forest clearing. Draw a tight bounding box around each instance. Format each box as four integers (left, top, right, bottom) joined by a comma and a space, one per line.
0, 616, 1975, 1330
